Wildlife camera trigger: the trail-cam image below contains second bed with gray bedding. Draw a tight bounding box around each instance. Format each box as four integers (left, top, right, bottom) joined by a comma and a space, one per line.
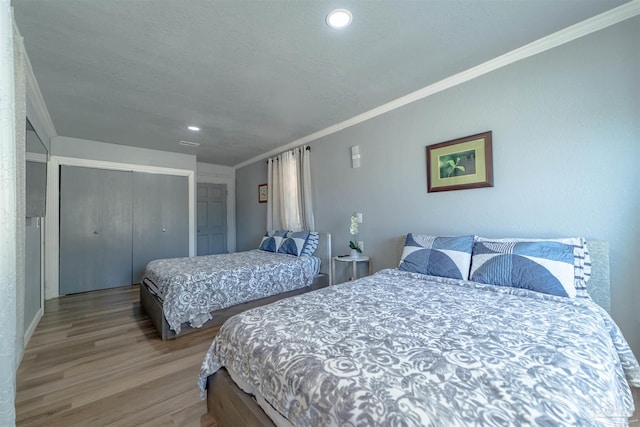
144, 250, 320, 334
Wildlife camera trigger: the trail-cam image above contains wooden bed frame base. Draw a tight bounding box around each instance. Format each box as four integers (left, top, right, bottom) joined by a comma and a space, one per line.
140, 274, 328, 340
206, 368, 275, 427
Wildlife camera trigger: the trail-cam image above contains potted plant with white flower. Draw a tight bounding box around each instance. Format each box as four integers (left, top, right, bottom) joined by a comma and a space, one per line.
349, 212, 362, 258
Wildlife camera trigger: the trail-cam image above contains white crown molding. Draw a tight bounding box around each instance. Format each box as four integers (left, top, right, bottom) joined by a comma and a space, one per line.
14, 19, 57, 143
234, 0, 640, 170
25, 55, 56, 141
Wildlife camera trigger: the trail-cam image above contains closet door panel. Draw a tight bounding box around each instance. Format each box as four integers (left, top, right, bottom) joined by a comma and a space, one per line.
100, 169, 134, 288
60, 166, 133, 294
160, 174, 189, 258
132, 173, 189, 283
132, 172, 162, 283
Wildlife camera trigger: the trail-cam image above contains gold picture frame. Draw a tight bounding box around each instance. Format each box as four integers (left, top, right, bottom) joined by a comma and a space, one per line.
258, 183, 268, 203
426, 131, 493, 192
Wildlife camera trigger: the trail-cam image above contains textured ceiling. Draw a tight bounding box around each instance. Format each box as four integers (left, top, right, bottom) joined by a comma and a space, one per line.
14, 0, 628, 166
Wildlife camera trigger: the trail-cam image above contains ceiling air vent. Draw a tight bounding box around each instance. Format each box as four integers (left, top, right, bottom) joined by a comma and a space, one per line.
179, 140, 200, 147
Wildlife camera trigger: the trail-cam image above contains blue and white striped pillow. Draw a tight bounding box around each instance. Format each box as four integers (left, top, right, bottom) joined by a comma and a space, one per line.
398, 234, 475, 280
300, 231, 319, 256
470, 237, 588, 298
258, 230, 288, 252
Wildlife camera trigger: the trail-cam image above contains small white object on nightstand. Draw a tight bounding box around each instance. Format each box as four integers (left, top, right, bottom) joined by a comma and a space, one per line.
331, 255, 372, 286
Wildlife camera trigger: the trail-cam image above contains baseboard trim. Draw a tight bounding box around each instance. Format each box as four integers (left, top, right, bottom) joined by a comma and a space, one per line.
23, 307, 43, 350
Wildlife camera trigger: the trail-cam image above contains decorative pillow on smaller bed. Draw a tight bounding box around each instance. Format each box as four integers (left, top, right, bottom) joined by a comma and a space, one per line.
259, 230, 288, 252
470, 239, 577, 298
300, 231, 319, 256
398, 234, 475, 280
278, 231, 310, 257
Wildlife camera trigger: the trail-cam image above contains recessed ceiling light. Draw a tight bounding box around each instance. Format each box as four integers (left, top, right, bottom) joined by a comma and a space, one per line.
326, 9, 352, 29
187, 125, 200, 131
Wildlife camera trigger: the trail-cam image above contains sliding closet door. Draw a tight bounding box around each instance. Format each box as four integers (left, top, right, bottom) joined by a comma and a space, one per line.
60, 166, 133, 294
132, 172, 189, 283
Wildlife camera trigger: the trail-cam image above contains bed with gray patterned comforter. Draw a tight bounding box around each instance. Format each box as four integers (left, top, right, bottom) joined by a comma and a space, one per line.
199, 268, 640, 426
143, 250, 319, 334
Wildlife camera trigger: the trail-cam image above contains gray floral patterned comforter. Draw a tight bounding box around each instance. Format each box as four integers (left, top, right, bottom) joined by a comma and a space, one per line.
143, 250, 319, 333
199, 269, 640, 427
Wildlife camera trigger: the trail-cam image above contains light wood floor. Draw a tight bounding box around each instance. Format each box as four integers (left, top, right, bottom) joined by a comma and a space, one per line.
16, 284, 640, 426
16, 285, 218, 427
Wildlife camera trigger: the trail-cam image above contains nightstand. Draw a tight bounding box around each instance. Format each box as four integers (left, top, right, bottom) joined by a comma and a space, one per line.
331, 255, 372, 286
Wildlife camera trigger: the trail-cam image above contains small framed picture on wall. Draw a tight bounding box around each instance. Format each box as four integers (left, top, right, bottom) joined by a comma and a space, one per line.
258, 183, 268, 203
426, 131, 493, 193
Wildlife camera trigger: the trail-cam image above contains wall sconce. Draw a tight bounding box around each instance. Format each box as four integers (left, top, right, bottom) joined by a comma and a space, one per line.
351, 145, 361, 168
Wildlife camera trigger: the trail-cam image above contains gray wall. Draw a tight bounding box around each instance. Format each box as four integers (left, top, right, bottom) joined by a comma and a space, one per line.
52, 136, 197, 171
235, 18, 640, 357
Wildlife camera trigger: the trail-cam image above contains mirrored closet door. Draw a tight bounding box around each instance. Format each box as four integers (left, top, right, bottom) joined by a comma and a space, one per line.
25, 118, 47, 332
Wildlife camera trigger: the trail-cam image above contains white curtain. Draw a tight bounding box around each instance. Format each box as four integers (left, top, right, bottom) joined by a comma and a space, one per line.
0, 2, 19, 425
267, 146, 314, 231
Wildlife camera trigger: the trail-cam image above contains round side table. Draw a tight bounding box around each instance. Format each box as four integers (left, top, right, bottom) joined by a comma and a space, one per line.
331, 255, 372, 286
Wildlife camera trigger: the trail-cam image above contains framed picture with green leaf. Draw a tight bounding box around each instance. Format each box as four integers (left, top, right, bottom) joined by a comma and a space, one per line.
426, 131, 493, 192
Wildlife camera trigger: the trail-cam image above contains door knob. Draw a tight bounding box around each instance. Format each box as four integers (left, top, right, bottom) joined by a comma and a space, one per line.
162, 228, 166, 232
